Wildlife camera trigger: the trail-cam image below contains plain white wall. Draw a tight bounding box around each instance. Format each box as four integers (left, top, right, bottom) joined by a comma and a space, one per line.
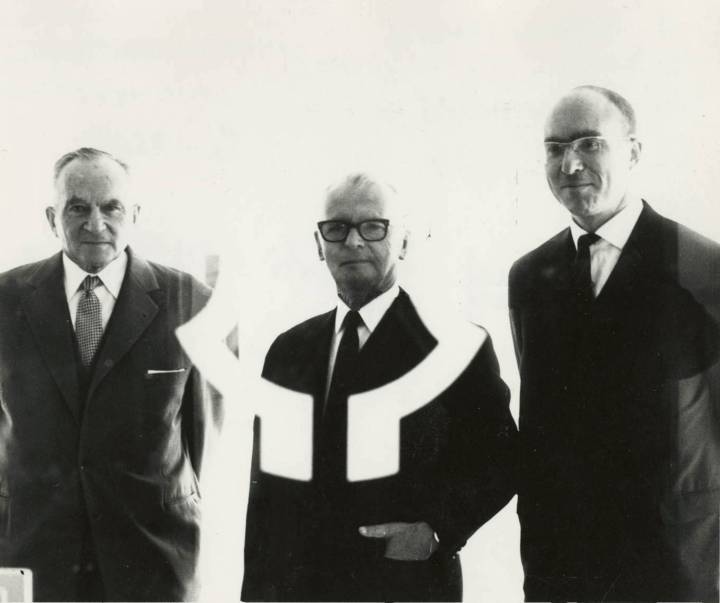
2, 1, 720, 601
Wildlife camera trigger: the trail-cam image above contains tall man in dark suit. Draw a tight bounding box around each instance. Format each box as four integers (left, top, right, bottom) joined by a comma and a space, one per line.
243, 173, 517, 601
510, 86, 720, 601
0, 148, 220, 601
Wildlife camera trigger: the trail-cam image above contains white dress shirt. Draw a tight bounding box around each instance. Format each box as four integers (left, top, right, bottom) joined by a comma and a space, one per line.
63, 250, 128, 331
325, 284, 400, 398
570, 197, 643, 297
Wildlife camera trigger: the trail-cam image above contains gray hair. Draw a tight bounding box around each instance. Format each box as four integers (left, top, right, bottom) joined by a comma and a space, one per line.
323, 172, 408, 228
325, 173, 397, 204
53, 147, 129, 182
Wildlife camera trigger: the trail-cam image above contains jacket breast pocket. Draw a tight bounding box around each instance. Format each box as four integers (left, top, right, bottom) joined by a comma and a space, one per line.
143, 369, 189, 408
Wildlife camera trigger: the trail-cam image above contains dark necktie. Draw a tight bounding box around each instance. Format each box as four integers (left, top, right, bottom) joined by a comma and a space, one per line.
76, 275, 103, 367
574, 233, 600, 305
318, 310, 363, 484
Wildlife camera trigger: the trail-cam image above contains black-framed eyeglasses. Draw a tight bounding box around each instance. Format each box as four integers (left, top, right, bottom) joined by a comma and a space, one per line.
317, 219, 390, 242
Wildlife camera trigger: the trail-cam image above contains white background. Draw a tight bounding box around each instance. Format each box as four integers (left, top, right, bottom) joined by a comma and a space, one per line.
2, 1, 720, 601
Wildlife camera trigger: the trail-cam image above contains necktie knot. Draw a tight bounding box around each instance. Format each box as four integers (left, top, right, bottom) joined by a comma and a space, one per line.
342, 310, 363, 332
577, 233, 600, 257
81, 275, 102, 293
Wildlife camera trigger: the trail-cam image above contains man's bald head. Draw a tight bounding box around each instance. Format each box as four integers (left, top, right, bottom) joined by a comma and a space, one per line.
323, 173, 406, 227
569, 86, 637, 136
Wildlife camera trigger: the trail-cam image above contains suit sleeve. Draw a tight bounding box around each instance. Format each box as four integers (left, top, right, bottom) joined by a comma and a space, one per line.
241, 335, 283, 602
508, 261, 524, 364
182, 295, 238, 480
424, 334, 518, 555
183, 366, 225, 479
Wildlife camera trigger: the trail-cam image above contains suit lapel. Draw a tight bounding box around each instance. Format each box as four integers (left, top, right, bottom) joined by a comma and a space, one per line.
596, 203, 658, 305
552, 230, 577, 298
88, 249, 160, 398
21, 253, 82, 422
313, 313, 336, 396
354, 290, 435, 392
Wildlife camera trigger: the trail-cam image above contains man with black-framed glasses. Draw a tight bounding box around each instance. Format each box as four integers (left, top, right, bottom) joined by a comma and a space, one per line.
510, 85, 720, 602
242, 173, 517, 601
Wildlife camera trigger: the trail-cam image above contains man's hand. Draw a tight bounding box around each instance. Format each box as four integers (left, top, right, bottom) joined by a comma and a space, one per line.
358, 521, 439, 561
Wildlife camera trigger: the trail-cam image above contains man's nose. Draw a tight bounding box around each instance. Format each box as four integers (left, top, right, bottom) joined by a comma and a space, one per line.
561, 147, 584, 174
84, 207, 107, 233
345, 226, 365, 247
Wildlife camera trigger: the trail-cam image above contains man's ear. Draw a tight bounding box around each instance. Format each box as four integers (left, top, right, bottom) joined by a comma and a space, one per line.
398, 231, 409, 260
314, 231, 325, 261
629, 138, 642, 169
45, 206, 58, 237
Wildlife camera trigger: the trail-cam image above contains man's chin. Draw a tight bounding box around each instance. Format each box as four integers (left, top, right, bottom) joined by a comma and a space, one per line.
559, 194, 596, 216
336, 274, 379, 295
72, 250, 117, 273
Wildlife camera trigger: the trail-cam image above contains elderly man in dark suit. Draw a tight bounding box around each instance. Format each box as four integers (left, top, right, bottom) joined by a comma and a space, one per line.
510, 86, 720, 602
242, 173, 518, 602
0, 148, 220, 601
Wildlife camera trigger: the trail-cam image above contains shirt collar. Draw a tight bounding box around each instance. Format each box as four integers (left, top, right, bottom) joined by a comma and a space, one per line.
570, 196, 643, 250
334, 284, 401, 334
63, 249, 128, 300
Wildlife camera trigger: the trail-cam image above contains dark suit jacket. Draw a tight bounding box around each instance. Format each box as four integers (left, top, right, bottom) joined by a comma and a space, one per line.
242, 289, 517, 602
0, 248, 219, 602
509, 202, 720, 602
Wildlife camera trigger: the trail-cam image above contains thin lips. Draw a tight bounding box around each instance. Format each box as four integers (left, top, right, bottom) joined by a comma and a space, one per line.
340, 259, 369, 265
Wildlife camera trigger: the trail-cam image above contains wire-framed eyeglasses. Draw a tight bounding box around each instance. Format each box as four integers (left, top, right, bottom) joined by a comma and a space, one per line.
544, 135, 634, 161
317, 219, 390, 243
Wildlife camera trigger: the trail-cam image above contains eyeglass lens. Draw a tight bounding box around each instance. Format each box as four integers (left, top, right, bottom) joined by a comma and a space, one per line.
319, 220, 388, 242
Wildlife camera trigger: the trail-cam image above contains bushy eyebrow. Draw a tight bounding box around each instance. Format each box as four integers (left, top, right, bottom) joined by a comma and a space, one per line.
64, 195, 88, 205
64, 196, 124, 206
544, 130, 602, 143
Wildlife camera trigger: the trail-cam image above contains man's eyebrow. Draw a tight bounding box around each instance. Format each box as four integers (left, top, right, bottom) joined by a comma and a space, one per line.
64, 195, 88, 205
544, 130, 602, 143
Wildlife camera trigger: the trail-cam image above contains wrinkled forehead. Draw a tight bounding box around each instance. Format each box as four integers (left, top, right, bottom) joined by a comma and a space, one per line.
544, 91, 628, 142
324, 183, 390, 220
56, 158, 129, 201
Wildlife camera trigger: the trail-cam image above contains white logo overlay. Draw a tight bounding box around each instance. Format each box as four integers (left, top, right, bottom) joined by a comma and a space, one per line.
176, 250, 485, 600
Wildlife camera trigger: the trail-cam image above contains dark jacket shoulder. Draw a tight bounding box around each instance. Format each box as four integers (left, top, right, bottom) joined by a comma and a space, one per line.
269, 309, 334, 350
640, 206, 720, 295
509, 227, 571, 305
142, 257, 212, 315
262, 308, 335, 390
0, 256, 53, 294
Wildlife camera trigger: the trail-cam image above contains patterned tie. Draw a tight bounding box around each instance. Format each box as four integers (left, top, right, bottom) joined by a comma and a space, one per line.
318, 310, 363, 483
574, 233, 600, 305
76, 275, 103, 367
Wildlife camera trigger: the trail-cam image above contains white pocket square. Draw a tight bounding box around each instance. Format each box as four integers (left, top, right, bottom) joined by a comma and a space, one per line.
146, 368, 186, 375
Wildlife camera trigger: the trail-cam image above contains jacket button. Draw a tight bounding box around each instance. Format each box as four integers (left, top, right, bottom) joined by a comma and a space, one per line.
71, 564, 81, 574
